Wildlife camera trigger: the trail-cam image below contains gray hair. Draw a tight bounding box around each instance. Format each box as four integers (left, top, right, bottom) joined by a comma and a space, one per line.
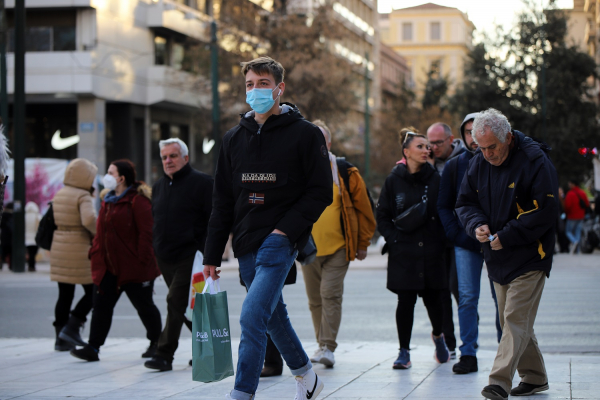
159, 138, 189, 157
472, 108, 512, 144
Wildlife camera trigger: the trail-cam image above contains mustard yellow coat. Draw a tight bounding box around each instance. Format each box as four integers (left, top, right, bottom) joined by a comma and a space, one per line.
339, 166, 376, 261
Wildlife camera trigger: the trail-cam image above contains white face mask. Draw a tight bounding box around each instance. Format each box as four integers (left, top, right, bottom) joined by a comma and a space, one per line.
102, 174, 118, 191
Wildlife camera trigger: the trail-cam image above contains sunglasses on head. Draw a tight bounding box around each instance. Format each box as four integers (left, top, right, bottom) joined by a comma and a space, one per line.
403, 131, 417, 144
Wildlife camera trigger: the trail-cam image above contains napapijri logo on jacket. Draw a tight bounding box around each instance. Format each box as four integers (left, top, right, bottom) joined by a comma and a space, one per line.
242, 173, 276, 183
249, 193, 264, 204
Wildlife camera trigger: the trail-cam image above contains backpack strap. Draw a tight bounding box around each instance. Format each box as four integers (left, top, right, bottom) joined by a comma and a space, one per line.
336, 157, 352, 192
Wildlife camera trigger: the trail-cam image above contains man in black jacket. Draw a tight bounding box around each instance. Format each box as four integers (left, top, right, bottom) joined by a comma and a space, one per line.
456, 109, 558, 400
204, 57, 332, 400
145, 138, 213, 371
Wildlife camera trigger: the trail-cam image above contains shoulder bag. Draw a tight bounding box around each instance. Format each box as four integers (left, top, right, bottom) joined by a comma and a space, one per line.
393, 186, 428, 233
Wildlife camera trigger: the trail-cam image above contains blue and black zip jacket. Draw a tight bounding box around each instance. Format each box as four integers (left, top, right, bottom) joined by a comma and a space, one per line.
438, 151, 481, 253
456, 130, 559, 285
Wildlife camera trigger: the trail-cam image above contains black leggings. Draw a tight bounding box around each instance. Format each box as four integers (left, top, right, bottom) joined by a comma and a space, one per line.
396, 289, 444, 350
26, 246, 38, 270
89, 270, 162, 349
54, 282, 94, 329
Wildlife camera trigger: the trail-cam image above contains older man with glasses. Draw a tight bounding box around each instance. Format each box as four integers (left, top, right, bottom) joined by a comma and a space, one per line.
427, 122, 467, 175
427, 122, 467, 361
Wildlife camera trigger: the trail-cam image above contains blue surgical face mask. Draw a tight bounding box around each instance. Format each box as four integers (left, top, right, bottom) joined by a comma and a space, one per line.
246, 85, 281, 114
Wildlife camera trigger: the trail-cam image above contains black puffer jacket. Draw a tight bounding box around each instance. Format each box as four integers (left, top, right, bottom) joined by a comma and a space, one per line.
377, 162, 447, 293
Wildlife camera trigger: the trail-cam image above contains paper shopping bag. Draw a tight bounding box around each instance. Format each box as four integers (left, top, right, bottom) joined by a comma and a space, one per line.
192, 277, 234, 383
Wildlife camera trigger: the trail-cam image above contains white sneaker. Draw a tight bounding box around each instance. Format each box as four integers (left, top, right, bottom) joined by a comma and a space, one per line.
310, 347, 324, 363
295, 369, 324, 400
319, 347, 335, 367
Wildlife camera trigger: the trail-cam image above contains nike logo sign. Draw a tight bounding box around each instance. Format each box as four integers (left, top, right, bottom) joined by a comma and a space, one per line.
306, 377, 318, 399
203, 138, 215, 154
51, 130, 80, 150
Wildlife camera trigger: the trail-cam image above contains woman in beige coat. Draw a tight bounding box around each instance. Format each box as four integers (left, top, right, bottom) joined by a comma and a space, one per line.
50, 158, 97, 351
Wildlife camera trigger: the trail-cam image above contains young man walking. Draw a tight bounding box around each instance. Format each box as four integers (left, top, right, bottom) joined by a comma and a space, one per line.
203, 57, 332, 400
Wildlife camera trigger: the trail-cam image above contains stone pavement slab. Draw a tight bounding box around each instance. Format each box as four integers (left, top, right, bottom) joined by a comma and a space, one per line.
0, 338, 597, 399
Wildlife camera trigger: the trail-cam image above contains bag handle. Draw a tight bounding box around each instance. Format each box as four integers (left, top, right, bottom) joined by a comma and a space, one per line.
202, 276, 221, 295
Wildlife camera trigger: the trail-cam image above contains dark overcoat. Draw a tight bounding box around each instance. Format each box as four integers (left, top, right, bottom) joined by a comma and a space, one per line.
376, 162, 447, 293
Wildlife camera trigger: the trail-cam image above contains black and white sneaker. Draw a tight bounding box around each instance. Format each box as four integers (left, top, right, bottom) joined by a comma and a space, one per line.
294, 369, 324, 400
510, 382, 549, 396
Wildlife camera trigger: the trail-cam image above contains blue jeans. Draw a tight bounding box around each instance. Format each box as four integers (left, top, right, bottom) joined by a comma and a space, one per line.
231, 233, 311, 400
455, 246, 502, 357
566, 219, 583, 245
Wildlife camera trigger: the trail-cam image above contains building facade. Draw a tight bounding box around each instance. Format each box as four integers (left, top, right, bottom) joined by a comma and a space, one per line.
379, 2, 474, 101
288, 0, 380, 156
564, 0, 600, 101
379, 42, 409, 111
3, 0, 218, 183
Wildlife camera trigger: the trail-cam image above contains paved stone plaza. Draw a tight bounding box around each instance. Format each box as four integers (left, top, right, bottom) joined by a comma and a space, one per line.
0, 338, 598, 399
1, 251, 599, 399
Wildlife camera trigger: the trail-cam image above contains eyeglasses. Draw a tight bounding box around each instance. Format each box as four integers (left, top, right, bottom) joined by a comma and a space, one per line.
403, 131, 417, 144
430, 136, 451, 147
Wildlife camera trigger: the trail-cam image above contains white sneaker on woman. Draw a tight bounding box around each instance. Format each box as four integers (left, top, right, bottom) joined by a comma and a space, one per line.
310, 347, 324, 363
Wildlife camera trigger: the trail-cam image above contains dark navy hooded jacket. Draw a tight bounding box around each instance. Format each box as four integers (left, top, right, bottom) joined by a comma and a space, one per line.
456, 130, 559, 285
437, 112, 481, 253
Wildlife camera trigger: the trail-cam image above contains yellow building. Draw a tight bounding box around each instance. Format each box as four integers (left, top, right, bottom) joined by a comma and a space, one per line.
563, 0, 600, 101
379, 2, 474, 100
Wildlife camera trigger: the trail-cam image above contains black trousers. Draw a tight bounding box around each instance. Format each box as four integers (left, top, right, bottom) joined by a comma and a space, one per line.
396, 289, 444, 350
54, 282, 94, 329
155, 255, 194, 362
26, 245, 38, 271
1, 244, 11, 269
264, 334, 283, 368
88, 271, 162, 349
441, 246, 459, 351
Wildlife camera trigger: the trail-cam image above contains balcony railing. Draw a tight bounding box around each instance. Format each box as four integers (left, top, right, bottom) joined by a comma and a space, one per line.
147, 0, 212, 43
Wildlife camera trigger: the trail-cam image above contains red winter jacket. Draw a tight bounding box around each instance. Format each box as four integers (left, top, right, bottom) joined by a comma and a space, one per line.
564, 186, 589, 220
90, 183, 161, 287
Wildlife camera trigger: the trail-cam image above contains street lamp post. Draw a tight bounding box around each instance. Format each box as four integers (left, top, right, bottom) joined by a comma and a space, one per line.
12, 0, 26, 272
0, 0, 8, 130
363, 52, 370, 187
210, 21, 220, 173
